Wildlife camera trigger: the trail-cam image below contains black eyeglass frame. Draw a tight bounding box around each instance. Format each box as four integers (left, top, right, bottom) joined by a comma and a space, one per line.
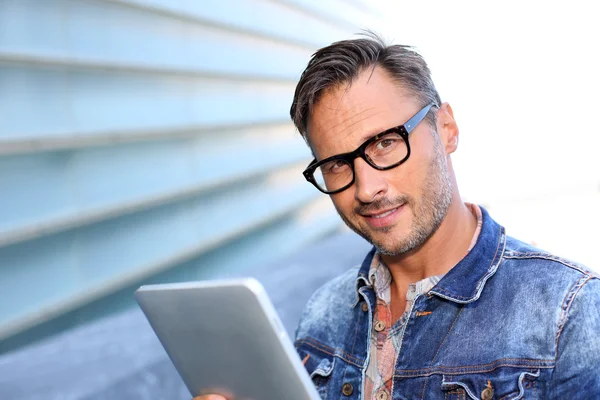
303, 103, 436, 194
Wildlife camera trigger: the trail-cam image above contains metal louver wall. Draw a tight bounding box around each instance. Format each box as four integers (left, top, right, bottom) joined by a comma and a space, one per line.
0, 0, 386, 352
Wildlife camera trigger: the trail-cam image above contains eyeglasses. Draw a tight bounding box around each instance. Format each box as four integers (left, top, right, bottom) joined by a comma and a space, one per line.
303, 103, 435, 194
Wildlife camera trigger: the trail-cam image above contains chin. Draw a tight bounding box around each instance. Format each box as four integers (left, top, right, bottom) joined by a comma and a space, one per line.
365, 233, 406, 256
376, 243, 417, 257
371, 225, 430, 256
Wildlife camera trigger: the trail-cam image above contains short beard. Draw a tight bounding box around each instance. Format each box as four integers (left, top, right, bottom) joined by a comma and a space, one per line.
337, 135, 453, 256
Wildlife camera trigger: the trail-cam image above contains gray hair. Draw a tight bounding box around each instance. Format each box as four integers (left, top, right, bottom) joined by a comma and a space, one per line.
290, 32, 441, 139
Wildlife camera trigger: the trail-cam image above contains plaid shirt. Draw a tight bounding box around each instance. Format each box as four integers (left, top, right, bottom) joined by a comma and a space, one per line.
364, 203, 483, 400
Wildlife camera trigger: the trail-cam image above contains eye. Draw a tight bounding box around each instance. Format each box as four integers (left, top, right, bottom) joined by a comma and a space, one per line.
330, 160, 347, 171
376, 138, 396, 150
322, 160, 348, 174
374, 136, 400, 151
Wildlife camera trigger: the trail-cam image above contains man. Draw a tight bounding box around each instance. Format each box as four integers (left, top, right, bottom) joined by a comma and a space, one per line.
196, 34, 600, 399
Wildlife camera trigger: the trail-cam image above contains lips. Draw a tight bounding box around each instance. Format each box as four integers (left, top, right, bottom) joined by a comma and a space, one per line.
360, 203, 405, 228
369, 208, 398, 219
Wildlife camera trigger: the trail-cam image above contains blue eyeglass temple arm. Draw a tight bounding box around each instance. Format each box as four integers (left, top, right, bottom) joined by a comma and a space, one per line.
404, 103, 435, 133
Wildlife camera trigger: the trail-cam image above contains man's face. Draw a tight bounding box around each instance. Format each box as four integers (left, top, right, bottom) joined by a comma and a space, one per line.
307, 67, 454, 256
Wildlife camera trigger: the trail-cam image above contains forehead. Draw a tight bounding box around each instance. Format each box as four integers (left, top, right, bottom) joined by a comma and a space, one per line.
307, 67, 419, 159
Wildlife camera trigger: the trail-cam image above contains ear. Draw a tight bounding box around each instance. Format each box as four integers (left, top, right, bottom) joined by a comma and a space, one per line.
436, 102, 459, 155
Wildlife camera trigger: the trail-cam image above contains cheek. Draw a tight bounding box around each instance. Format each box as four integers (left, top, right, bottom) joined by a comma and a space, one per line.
384, 164, 421, 195
392, 140, 437, 190
330, 192, 355, 216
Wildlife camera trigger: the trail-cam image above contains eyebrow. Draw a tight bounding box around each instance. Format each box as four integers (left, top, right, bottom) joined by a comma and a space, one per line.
317, 124, 398, 162
357, 124, 397, 144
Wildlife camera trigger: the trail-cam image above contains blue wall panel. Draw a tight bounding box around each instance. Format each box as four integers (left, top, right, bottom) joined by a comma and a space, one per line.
0, 67, 296, 140
0, 0, 387, 352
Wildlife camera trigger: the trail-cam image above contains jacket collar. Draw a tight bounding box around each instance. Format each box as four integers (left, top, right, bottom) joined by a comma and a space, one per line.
355, 206, 506, 304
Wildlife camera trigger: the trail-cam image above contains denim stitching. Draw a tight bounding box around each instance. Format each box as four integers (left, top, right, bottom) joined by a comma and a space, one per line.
421, 305, 466, 398
339, 304, 364, 399
498, 369, 540, 400
499, 392, 517, 400
390, 295, 419, 399
295, 338, 364, 368
503, 252, 599, 279
554, 275, 592, 360
348, 294, 364, 357
310, 360, 333, 400
420, 379, 427, 400
431, 306, 465, 365
323, 370, 330, 400
430, 229, 506, 303
444, 389, 465, 400
393, 359, 554, 378
441, 380, 478, 400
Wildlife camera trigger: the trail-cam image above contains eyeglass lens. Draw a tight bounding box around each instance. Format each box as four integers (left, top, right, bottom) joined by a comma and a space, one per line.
312, 132, 407, 192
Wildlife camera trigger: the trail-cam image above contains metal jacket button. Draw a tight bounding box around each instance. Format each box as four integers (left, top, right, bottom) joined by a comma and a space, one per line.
376, 390, 388, 400
362, 303, 369, 312
342, 382, 354, 396
481, 381, 494, 400
374, 320, 386, 332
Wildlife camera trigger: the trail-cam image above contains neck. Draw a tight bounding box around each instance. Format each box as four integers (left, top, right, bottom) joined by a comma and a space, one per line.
380, 193, 477, 287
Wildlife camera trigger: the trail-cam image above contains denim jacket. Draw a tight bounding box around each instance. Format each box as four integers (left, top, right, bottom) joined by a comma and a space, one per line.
295, 207, 600, 399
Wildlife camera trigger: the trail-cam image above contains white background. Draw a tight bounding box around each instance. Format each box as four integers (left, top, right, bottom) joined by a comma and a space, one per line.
373, 0, 600, 269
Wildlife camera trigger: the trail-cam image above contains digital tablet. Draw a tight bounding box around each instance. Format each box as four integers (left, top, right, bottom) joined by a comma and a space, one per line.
135, 278, 321, 400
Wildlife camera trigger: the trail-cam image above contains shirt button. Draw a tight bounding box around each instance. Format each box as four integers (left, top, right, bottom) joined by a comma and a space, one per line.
374, 320, 386, 332
362, 303, 369, 312
481, 386, 494, 400
342, 382, 354, 396
376, 390, 388, 400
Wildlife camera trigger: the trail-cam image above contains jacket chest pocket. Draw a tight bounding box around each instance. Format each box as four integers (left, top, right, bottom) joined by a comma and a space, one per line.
441, 369, 540, 400
310, 357, 336, 398
297, 346, 336, 399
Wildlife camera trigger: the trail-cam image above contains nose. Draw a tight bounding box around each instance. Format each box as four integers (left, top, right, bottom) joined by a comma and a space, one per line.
353, 158, 388, 203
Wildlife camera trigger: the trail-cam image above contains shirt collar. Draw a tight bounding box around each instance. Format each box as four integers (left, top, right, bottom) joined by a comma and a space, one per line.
355, 205, 506, 304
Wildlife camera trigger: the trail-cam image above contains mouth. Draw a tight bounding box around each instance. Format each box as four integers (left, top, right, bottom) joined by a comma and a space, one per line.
368, 208, 398, 219
360, 203, 405, 228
